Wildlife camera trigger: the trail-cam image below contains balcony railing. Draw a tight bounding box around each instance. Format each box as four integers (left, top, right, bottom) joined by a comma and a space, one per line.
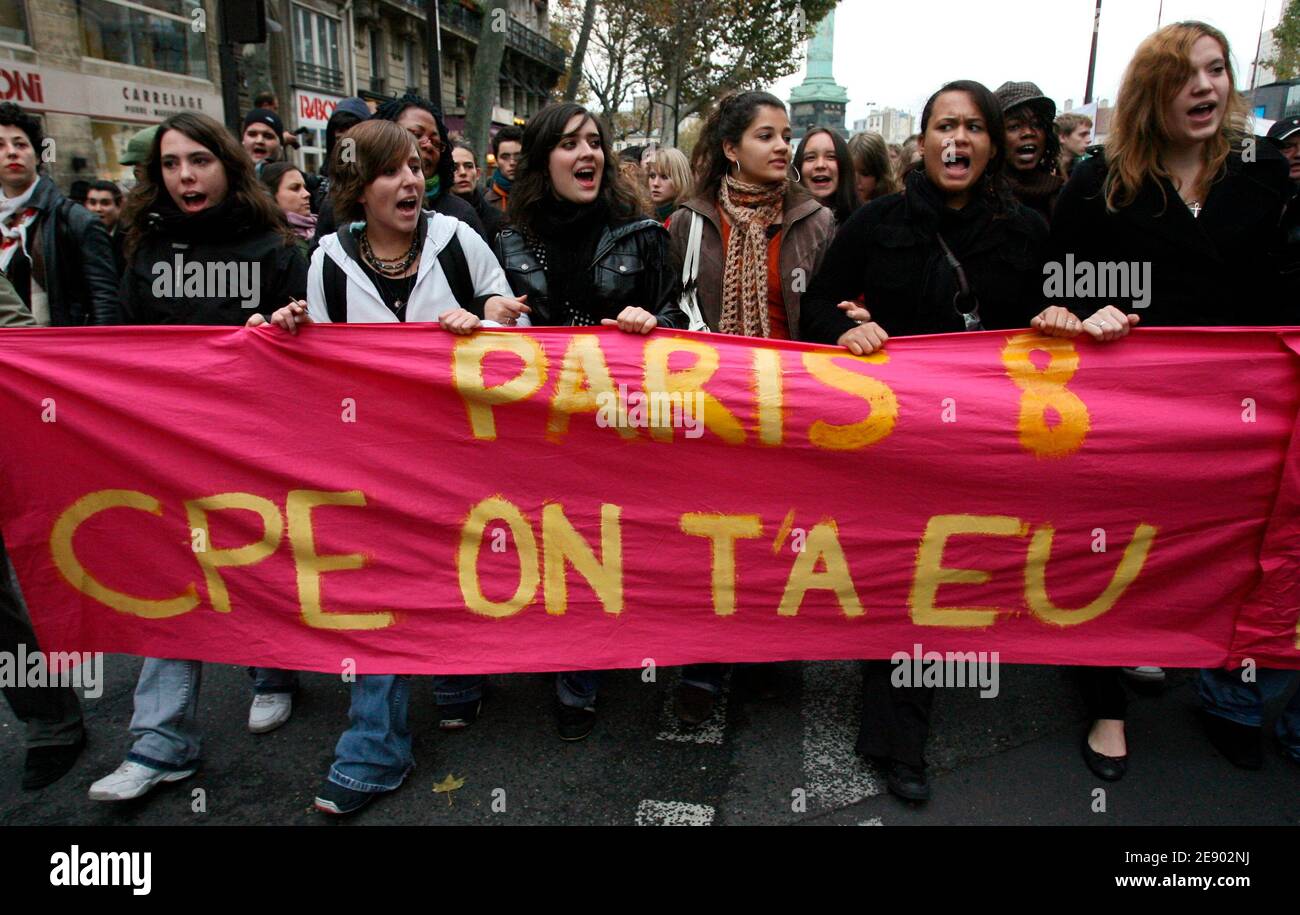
383, 0, 567, 72
505, 18, 565, 71
295, 60, 346, 94
437, 0, 478, 36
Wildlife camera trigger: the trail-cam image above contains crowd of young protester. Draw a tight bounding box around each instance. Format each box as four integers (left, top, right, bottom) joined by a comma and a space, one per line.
0, 19, 1297, 814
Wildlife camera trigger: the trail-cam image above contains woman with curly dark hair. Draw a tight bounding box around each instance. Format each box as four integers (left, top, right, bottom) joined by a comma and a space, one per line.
993, 81, 1064, 223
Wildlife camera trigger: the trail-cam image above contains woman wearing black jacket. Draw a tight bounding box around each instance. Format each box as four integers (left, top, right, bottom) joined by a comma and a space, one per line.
1033, 22, 1298, 780
121, 113, 307, 325
800, 80, 1048, 802
89, 112, 307, 804
494, 103, 685, 331
493, 102, 685, 740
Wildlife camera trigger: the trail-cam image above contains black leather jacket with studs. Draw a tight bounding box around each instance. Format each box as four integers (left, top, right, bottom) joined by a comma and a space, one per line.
492, 217, 687, 328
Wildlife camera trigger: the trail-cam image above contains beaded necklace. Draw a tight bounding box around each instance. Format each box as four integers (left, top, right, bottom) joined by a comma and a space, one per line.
360, 228, 421, 276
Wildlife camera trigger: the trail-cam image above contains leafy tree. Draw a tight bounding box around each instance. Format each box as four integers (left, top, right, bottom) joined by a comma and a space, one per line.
584, 1, 642, 122
581, 0, 835, 146
1262, 0, 1300, 81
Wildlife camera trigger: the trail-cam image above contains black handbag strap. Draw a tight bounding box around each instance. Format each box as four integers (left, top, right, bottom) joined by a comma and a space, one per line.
935, 232, 983, 331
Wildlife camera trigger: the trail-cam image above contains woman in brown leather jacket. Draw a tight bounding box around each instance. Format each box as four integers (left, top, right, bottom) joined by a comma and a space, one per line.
665, 90, 836, 728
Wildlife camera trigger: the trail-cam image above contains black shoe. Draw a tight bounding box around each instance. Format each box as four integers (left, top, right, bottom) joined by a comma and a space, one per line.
1082, 733, 1128, 781
555, 700, 596, 741
734, 664, 780, 701
1200, 711, 1263, 770
674, 683, 716, 726
886, 761, 930, 802
23, 732, 86, 790
437, 698, 482, 731
314, 779, 391, 816
1275, 732, 1300, 767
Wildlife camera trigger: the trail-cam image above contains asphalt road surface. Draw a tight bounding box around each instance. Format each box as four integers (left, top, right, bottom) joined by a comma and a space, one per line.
2, 657, 1297, 825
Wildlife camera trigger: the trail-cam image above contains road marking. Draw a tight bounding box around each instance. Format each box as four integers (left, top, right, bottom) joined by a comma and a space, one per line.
801, 661, 882, 809
655, 689, 728, 745
859, 817, 884, 826
635, 800, 716, 826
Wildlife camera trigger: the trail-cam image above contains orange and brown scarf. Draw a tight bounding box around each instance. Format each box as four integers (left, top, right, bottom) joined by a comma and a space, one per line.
717, 174, 785, 337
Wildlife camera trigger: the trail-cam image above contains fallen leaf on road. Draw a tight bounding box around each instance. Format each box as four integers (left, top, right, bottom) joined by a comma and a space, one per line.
433, 773, 465, 806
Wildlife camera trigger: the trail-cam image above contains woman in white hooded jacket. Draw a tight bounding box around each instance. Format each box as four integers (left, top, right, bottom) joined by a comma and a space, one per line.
256, 119, 529, 333
249, 119, 529, 817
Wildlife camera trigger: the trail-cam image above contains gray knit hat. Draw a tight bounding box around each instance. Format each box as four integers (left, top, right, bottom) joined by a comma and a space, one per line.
994, 81, 1056, 127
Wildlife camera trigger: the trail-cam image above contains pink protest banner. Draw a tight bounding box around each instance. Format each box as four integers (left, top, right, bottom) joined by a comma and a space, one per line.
0, 325, 1296, 673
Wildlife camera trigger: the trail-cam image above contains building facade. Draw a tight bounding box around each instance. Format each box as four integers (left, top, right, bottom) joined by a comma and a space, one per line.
0, 0, 566, 189
853, 108, 913, 144
242, 0, 565, 173
0, 0, 225, 186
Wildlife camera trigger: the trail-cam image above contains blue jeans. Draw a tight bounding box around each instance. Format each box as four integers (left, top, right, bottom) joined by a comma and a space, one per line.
127, 658, 203, 771
1197, 667, 1300, 758
128, 659, 295, 770
682, 663, 727, 695
557, 671, 601, 708
432, 674, 483, 705
247, 667, 299, 695
328, 674, 413, 793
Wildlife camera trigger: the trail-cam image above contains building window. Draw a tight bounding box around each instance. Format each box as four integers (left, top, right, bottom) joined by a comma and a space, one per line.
80, 0, 209, 78
369, 28, 383, 81
367, 29, 384, 94
91, 119, 145, 184
298, 127, 325, 176
1, 1, 29, 46
293, 5, 343, 93
404, 39, 417, 92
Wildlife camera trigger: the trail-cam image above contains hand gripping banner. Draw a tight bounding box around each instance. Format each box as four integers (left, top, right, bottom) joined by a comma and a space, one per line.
0, 325, 1297, 674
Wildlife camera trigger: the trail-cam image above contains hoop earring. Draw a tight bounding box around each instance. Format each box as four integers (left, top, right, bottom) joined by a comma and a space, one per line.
791, 164, 801, 184
732, 158, 741, 176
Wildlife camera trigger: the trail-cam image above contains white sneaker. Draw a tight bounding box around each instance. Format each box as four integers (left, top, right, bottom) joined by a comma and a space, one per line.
1122, 666, 1167, 683
248, 693, 293, 734
88, 760, 196, 802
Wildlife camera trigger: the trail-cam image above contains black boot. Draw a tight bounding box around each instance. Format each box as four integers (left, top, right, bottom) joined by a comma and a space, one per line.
1200, 711, 1263, 770
886, 760, 930, 802
23, 732, 86, 790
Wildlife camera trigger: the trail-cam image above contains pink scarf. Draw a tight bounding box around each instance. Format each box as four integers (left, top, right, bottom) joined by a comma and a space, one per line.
286, 210, 317, 240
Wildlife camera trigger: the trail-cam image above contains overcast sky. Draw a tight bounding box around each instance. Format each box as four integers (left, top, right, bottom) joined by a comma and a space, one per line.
766, 0, 1285, 122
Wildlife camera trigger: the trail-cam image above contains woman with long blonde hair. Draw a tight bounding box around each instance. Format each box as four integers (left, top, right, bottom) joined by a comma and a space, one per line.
847, 131, 901, 204
645, 146, 693, 224
1032, 21, 1297, 781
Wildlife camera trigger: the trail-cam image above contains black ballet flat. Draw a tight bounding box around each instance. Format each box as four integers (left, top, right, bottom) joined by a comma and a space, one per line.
1082, 734, 1128, 781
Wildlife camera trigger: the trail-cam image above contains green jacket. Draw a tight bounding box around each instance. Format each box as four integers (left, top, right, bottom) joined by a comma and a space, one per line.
0, 274, 36, 327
